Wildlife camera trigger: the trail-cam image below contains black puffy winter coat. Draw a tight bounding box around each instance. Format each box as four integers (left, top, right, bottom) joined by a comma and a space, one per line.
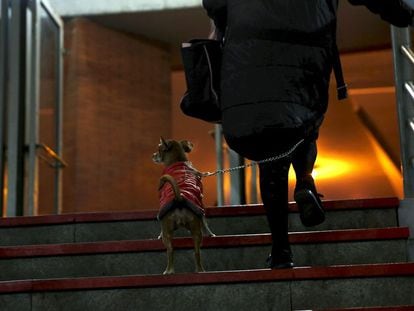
202, 0, 412, 159
203, 0, 338, 150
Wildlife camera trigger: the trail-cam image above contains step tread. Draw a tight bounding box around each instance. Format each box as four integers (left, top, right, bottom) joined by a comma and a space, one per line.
0, 197, 399, 228
0, 227, 408, 259
1, 262, 413, 294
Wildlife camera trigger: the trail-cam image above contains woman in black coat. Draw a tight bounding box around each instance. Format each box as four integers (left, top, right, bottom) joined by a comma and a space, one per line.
202, 0, 412, 268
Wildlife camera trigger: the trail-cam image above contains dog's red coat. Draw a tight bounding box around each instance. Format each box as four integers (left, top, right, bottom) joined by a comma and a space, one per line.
159, 162, 205, 216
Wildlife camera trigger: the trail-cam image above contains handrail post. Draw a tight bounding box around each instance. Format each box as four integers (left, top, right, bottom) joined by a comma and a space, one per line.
0, 0, 9, 214
391, 25, 414, 260
228, 148, 245, 205
215, 124, 224, 206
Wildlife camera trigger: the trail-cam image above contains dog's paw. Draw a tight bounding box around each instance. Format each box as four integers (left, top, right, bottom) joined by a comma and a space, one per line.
163, 269, 175, 275
203, 231, 216, 237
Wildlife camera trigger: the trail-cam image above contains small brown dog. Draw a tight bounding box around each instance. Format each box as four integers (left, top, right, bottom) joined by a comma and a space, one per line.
152, 137, 215, 274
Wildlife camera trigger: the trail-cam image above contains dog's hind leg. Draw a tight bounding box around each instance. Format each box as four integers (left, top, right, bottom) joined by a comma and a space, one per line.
162, 234, 174, 274
161, 221, 175, 274
190, 220, 205, 273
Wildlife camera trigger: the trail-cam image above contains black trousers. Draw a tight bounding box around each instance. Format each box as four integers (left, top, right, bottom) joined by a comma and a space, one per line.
224, 120, 322, 257
259, 139, 317, 256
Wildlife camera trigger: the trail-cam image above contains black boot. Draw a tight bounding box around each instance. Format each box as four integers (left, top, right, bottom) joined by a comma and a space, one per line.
294, 175, 325, 227
266, 249, 294, 269
259, 161, 294, 269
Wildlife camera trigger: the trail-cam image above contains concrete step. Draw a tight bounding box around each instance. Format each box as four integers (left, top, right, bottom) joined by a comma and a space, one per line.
0, 197, 400, 246
1, 263, 413, 310
0, 227, 408, 281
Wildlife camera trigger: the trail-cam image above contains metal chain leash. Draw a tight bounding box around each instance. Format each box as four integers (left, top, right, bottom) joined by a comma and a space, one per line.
201, 138, 305, 178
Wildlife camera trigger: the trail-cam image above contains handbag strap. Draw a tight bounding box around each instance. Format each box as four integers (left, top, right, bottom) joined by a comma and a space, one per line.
327, 0, 348, 100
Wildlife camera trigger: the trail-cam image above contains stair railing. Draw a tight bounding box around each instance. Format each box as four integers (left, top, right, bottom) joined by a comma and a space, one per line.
391, 26, 414, 199
391, 14, 414, 260
35, 143, 67, 169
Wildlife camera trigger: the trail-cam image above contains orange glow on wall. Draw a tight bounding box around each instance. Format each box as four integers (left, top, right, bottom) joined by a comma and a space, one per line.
312, 157, 353, 181
288, 156, 353, 182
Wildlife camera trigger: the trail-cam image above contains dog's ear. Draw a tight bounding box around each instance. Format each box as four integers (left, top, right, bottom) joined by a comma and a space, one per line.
160, 137, 168, 149
180, 140, 193, 153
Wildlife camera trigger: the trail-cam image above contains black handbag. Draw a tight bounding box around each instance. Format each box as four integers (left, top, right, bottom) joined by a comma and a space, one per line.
180, 39, 222, 123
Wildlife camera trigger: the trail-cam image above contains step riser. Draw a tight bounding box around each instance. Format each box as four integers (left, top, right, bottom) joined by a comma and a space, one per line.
0, 240, 406, 281
213, 209, 398, 234
1, 277, 413, 311
0, 209, 398, 246
1, 294, 29, 311
293, 277, 414, 309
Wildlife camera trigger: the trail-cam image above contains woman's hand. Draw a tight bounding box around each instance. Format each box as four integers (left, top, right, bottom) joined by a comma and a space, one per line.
209, 20, 218, 40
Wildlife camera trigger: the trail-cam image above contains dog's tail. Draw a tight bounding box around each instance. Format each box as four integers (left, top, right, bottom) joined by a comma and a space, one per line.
159, 174, 183, 201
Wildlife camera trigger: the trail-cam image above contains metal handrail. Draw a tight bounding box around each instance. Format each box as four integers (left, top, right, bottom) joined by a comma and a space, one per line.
402, 45, 414, 64
36, 143, 67, 168
400, 45, 414, 103
409, 118, 414, 131
391, 26, 414, 198
405, 81, 414, 99
391, 24, 414, 261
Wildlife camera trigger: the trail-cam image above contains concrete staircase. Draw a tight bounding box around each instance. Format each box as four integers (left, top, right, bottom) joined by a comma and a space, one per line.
0, 197, 413, 310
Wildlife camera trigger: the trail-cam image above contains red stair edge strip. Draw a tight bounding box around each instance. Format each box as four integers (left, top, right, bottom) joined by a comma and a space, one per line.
0, 197, 399, 228
0, 262, 413, 294
319, 306, 414, 311
0, 227, 408, 259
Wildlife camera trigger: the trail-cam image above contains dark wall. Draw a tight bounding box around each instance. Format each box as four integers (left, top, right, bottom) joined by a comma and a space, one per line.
61, 18, 171, 213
